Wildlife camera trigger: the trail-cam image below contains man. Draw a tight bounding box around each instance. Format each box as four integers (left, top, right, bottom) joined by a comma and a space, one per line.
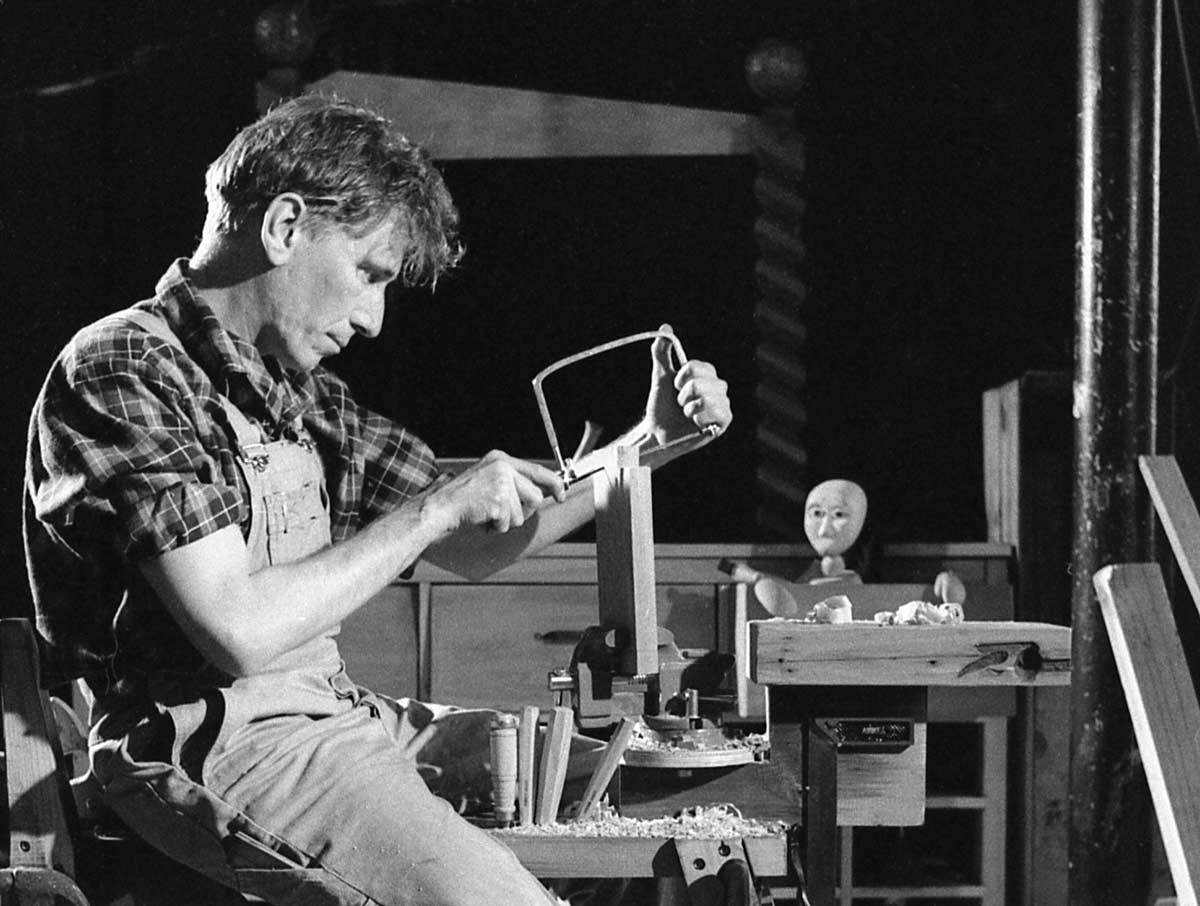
24, 95, 732, 906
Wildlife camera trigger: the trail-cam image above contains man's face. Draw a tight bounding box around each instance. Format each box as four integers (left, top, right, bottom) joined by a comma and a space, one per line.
804, 480, 867, 556
260, 215, 404, 372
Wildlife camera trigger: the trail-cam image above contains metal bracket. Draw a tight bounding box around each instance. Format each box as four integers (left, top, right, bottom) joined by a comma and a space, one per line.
675, 837, 756, 906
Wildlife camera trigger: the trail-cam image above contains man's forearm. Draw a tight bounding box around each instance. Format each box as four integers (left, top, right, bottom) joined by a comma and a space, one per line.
142, 492, 452, 676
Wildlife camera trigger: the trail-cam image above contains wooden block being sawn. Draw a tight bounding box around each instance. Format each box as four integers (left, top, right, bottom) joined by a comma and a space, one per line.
535, 706, 574, 824
593, 445, 658, 676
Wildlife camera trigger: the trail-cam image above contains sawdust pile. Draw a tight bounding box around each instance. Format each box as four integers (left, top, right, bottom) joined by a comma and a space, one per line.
497, 804, 786, 839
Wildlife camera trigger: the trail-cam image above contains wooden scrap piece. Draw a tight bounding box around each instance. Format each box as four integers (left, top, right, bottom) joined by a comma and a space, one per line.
535, 706, 574, 824
1140, 454, 1200, 618
574, 717, 636, 822
1094, 563, 1200, 905
518, 705, 539, 827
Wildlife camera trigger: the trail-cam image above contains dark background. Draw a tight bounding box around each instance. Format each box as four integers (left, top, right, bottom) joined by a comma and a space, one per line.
4, 1, 1200, 614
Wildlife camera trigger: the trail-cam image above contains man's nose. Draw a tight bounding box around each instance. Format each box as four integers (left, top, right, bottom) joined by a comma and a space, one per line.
818, 517, 836, 536
350, 292, 385, 338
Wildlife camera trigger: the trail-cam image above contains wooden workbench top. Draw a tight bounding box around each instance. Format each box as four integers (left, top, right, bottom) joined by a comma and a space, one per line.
749, 619, 1071, 687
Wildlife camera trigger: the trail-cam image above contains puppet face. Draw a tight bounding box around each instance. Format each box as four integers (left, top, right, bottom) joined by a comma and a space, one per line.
804, 479, 867, 557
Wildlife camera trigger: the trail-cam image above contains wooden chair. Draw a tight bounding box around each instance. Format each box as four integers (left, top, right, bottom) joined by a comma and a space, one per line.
0, 617, 90, 905
1, 618, 252, 906
1092, 455, 1200, 906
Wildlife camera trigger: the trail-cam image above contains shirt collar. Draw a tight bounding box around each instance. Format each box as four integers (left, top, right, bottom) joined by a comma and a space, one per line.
153, 259, 314, 434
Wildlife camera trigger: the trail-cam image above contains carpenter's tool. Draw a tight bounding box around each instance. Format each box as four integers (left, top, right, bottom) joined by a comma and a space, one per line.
957, 641, 1071, 681
489, 713, 518, 827
531, 329, 720, 487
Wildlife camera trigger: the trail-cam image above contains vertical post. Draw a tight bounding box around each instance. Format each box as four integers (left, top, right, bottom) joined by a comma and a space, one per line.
1071, 0, 1161, 901
594, 445, 659, 677
745, 41, 811, 540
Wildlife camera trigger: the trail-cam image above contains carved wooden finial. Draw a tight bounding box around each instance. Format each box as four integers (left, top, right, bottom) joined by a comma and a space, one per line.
745, 40, 808, 106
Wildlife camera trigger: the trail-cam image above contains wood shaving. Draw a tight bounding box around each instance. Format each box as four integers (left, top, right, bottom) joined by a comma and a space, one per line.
496, 803, 787, 839
627, 721, 768, 755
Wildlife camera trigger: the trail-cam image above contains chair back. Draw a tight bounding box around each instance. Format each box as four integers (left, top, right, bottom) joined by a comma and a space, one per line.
0, 616, 89, 903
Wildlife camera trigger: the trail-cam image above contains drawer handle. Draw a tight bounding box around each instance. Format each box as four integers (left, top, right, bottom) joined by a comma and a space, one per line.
534, 630, 585, 644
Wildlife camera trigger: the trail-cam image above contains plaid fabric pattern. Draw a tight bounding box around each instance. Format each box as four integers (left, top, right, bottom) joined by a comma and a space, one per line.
25, 259, 441, 682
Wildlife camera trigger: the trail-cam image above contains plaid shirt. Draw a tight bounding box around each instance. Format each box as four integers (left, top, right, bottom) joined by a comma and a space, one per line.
24, 260, 441, 684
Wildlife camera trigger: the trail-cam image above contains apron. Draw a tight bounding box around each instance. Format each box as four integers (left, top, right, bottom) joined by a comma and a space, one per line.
89, 310, 564, 906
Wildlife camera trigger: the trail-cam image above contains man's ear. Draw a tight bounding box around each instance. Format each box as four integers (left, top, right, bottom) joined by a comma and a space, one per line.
260, 193, 307, 265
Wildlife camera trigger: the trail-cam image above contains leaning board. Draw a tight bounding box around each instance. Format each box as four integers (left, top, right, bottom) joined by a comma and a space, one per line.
1094, 563, 1200, 906
749, 620, 1071, 686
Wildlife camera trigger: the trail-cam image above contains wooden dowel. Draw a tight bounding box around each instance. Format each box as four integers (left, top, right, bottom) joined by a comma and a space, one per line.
573, 717, 637, 822
535, 707, 574, 824
518, 706, 539, 827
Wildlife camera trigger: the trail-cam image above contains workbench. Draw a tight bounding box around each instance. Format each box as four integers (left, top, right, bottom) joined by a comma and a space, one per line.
338, 540, 1036, 903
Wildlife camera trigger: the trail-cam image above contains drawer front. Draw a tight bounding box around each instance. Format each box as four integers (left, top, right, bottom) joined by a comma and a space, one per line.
429, 584, 719, 711
431, 585, 598, 710
339, 584, 420, 699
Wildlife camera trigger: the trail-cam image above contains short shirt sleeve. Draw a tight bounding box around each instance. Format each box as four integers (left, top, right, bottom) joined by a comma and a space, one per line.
29, 332, 244, 563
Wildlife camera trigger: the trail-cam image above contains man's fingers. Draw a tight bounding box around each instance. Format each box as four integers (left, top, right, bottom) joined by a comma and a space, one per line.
506, 455, 567, 502
650, 322, 678, 374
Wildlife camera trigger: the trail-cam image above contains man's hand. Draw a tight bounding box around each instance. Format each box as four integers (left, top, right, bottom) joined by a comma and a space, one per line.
641, 323, 732, 448
421, 450, 567, 535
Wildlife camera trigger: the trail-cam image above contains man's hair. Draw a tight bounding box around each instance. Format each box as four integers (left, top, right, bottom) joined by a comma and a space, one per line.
204, 94, 463, 287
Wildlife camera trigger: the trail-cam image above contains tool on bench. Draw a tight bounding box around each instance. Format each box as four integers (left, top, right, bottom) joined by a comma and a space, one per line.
957, 640, 1071, 680
489, 713, 518, 827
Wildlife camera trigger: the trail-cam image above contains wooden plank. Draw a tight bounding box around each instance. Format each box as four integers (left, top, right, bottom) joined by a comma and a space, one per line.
983, 378, 1022, 547
535, 707, 575, 824
1140, 454, 1200, 617
1094, 563, 1200, 905
0, 619, 75, 875
337, 584, 419, 698
750, 620, 1071, 687
308, 71, 752, 159
490, 832, 789, 879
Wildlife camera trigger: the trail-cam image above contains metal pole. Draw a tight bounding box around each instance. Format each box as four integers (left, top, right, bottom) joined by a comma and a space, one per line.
1071, 0, 1160, 901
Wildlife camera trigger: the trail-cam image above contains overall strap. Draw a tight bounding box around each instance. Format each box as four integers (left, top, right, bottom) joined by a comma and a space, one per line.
118, 308, 185, 352
115, 308, 268, 459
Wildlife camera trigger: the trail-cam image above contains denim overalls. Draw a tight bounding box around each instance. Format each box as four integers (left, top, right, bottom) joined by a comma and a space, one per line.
89, 311, 562, 906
